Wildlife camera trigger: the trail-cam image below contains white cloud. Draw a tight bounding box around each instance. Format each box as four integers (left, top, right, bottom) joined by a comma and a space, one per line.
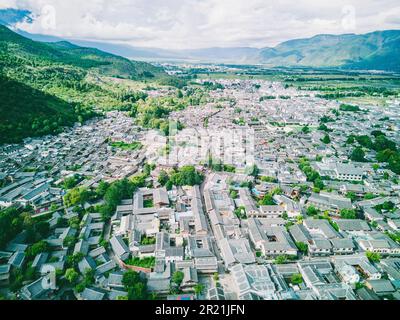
0, 0, 18, 9
5, 0, 400, 49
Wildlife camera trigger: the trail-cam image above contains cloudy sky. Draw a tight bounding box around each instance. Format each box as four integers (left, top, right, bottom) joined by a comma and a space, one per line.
1, 0, 400, 49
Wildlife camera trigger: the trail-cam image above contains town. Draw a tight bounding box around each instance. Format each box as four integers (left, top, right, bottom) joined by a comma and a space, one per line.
1, 74, 400, 301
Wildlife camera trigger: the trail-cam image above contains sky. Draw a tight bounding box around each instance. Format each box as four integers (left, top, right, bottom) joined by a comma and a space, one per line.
1, 0, 400, 49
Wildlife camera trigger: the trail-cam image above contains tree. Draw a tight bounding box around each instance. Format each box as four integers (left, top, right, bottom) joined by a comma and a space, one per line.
306, 206, 320, 217
66, 253, 84, 268
213, 273, 219, 283
24, 266, 36, 281
382, 201, 395, 211
388, 153, 400, 174
68, 216, 81, 229
346, 192, 357, 202
377, 149, 395, 163
0, 207, 23, 249
158, 170, 169, 186
318, 124, 331, 132
270, 187, 283, 196
302, 126, 310, 134
364, 193, 377, 200
320, 115, 334, 123
375, 201, 395, 213
56, 217, 68, 228
122, 270, 148, 300
346, 136, 355, 144
34, 221, 50, 238
340, 104, 361, 112
366, 251, 381, 263
373, 135, 397, 152
83, 269, 95, 286
350, 147, 366, 162
290, 274, 303, 285
65, 268, 79, 284
127, 281, 148, 300
296, 242, 308, 254
50, 203, 59, 212
194, 284, 204, 296
321, 134, 331, 144
229, 189, 239, 199
234, 206, 247, 220
26, 241, 49, 258
63, 235, 77, 249
314, 178, 325, 191
371, 130, 385, 138
223, 164, 236, 173
356, 135, 373, 149
245, 164, 259, 177
296, 215, 304, 224
96, 181, 110, 198
165, 180, 173, 191
298, 158, 320, 183
172, 271, 184, 286
259, 193, 275, 206
75, 282, 86, 293
383, 172, 390, 180
274, 255, 288, 264
100, 178, 144, 220
64, 187, 89, 208
169, 166, 204, 186
63, 175, 81, 189
340, 209, 357, 220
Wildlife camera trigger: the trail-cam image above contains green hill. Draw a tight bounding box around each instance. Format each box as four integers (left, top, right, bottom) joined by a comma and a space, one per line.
0, 74, 92, 144
0, 25, 164, 79
0, 25, 172, 144
258, 30, 400, 71
46, 41, 165, 79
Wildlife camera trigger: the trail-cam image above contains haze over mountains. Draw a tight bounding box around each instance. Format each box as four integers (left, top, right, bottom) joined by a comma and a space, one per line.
1, 8, 400, 71
15, 29, 400, 72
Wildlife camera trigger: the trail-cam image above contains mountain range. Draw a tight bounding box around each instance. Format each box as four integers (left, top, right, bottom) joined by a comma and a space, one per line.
1, 8, 399, 71
15, 29, 400, 72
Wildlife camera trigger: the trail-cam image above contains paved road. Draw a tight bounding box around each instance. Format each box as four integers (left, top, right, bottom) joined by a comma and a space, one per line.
199, 174, 225, 270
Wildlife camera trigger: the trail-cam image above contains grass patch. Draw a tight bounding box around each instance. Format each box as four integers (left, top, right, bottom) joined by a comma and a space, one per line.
141, 236, 156, 245
125, 256, 155, 268
110, 141, 142, 151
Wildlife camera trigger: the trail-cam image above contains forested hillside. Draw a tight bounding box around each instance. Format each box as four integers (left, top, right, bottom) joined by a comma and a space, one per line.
0, 25, 173, 144
0, 75, 96, 143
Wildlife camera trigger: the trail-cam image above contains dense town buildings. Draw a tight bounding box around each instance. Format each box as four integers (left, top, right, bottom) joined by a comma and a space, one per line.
1, 76, 400, 301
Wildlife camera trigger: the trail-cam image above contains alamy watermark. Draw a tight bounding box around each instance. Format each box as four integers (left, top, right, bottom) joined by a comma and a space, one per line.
161, 122, 256, 168
41, 264, 57, 290
40, 5, 57, 30
342, 5, 357, 31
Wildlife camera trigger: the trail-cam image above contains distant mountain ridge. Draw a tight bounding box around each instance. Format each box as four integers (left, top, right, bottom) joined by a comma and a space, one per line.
0, 8, 399, 71
258, 30, 400, 71
17, 28, 400, 71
